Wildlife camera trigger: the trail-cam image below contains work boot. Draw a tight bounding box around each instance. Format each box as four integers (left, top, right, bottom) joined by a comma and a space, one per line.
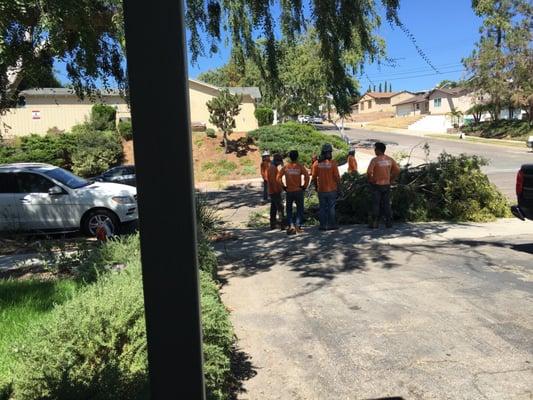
368, 218, 378, 229
295, 226, 304, 233
287, 225, 296, 235
270, 222, 278, 230
385, 220, 393, 229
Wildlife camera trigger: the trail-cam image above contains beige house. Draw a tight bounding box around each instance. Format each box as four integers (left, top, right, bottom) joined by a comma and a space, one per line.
0, 79, 261, 138
355, 91, 414, 114
394, 93, 430, 117
427, 87, 474, 115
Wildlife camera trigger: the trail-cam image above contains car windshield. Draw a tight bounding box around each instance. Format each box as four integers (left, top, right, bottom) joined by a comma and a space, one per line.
39, 167, 90, 189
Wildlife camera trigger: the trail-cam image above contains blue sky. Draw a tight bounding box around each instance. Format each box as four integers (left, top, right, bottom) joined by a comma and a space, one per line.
55, 1, 482, 93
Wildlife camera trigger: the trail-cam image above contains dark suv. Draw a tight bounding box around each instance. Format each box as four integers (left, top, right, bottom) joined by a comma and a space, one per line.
92, 165, 136, 187
511, 164, 533, 221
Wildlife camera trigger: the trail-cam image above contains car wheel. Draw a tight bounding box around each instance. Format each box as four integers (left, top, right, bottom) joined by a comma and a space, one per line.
82, 209, 119, 236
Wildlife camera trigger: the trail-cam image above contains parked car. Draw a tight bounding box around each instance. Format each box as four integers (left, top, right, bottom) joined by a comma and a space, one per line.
298, 115, 310, 123
511, 164, 533, 221
0, 163, 138, 235
310, 115, 324, 124
92, 165, 136, 187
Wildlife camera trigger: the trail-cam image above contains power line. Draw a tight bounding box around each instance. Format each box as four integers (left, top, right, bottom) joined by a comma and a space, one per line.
364, 63, 463, 79
368, 69, 466, 82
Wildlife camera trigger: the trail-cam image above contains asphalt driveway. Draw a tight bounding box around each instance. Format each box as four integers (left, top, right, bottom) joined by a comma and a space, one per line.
216, 221, 533, 399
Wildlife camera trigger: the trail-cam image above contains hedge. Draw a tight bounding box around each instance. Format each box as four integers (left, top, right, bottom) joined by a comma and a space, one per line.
461, 120, 533, 140
247, 122, 349, 166
254, 107, 274, 126
334, 153, 511, 224
2, 234, 234, 400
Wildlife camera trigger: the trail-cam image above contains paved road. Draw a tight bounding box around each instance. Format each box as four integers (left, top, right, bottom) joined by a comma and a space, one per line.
342, 127, 531, 199
217, 222, 533, 399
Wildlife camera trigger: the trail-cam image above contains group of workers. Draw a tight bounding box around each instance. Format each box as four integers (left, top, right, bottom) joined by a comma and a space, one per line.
260, 142, 400, 234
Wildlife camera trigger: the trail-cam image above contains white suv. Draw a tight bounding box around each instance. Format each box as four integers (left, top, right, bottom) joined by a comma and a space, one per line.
0, 163, 138, 235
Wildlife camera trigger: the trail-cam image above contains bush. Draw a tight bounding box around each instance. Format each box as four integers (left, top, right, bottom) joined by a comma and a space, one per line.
206, 128, 216, 138
117, 119, 133, 141
90, 104, 117, 131
248, 122, 349, 166
336, 153, 511, 224
71, 130, 123, 177
461, 120, 533, 140
254, 107, 274, 126
0, 134, 77, 169
4, 234, 234, 400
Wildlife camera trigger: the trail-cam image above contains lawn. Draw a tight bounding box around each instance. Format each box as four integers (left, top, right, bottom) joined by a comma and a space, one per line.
0, 278, 78, 377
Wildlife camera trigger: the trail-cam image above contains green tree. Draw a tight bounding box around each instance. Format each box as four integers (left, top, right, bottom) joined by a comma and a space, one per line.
464, 0, 532, 122
206, 89, 242, 153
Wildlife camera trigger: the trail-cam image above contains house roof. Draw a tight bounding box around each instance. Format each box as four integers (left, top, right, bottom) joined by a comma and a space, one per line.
430, 87, 468, 96
365, 91, 401, 99
20, 88, 121, 97
394, 93, 429, 106
21, 81, 262, 100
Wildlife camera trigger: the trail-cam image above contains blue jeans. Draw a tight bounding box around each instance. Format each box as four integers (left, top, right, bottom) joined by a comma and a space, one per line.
318, 191, 337, 229
262, 180, 268, 201
286, 191, 304, 227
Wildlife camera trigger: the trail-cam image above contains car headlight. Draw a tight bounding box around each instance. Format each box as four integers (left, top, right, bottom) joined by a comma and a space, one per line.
112, 196, 136, 204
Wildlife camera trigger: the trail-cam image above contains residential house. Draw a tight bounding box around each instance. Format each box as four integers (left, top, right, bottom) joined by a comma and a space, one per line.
355, 91, 414, 114
0, 79, 261, 138
394, 93, 430, 117
427, 87, 475, 115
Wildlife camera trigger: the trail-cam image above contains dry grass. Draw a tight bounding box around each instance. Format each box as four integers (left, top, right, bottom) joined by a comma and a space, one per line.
367, 115, 424, 129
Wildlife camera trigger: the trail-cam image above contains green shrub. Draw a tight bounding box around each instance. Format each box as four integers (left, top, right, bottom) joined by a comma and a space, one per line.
248, 122, 349, 166
71, 130, 123, 177
90, 104, 117, 131
117, 119, 133, 141
336, 153, 511, 224
5, 233, 234, 400
206, 128, 216, 138
461, 120, 533, 139
254, 107, 274, 126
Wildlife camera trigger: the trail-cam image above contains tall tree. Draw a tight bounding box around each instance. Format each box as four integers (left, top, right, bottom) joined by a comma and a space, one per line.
206, 89, 242, 153
378, 83, 382, 92
384, 81, 388, 92
464, 0, 532, 122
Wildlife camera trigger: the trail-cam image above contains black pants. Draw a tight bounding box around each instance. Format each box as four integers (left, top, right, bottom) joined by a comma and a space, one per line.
371, 184, 392, 222
270, 193, 284, 225
263, 180, 268, 201
286, 191, 305, 227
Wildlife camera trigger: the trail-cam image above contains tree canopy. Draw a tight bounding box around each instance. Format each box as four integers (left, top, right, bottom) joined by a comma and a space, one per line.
1, 0, 402, 115
463, 0, 533, 122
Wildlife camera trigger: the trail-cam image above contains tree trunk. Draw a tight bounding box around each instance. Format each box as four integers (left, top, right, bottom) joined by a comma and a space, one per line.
223, 132, 228, 153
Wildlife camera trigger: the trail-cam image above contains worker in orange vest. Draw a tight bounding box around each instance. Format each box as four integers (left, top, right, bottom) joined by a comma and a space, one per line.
277, 150, 309, 234
267, 153, 285, 230
347, 149, 358, 174
260, 150, 271, 203
312, 144, 341, 231
367, 142, 400, 229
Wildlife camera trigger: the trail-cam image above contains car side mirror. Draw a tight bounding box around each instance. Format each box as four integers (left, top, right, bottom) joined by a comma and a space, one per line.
48, 186, 65, 195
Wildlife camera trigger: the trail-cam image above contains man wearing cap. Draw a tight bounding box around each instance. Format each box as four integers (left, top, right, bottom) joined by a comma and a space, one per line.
312, 143, 341, 231
260, 150, 271, 202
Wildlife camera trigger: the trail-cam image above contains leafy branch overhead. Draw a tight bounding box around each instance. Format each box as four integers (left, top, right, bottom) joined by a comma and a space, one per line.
188, 0, 400, 115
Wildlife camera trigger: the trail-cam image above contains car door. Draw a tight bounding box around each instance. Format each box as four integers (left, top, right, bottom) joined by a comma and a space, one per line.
14, 172, 76, 231
0, 172, 19, 232
120, 166, 136, 186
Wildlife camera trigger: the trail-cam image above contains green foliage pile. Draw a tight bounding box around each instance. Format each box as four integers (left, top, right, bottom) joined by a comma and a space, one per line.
1, 233, 234, 400
336, 153, 511, 224
247, 122, 349, 166
461, 120, 533, 140
90, 104, 117, 131
254, 107, 274, 126
117, 119, 133, 140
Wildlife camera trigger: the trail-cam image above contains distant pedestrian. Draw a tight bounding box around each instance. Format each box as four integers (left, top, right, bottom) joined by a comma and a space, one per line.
260, 150, 271, 203
268, 154, 285, 230
277, 150, 309, 234
367, 142, 400, 229
312, 144, 341, 231
347, 148, 358, 174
